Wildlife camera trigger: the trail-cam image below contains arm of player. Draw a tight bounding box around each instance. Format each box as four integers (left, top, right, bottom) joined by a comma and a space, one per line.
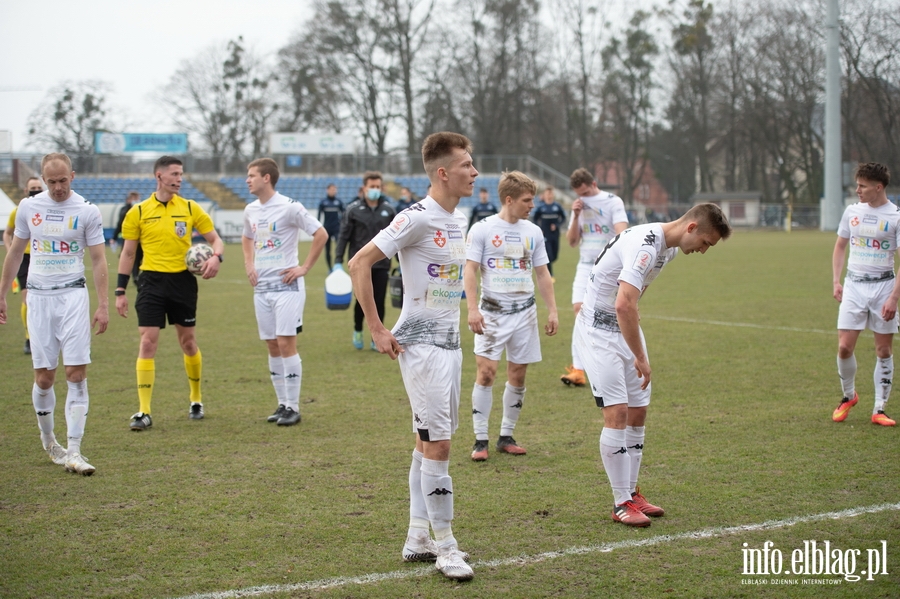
614, 221, 629, 235
282, 227, 328, 284
534, 264, 558, 336
832, 236, 849, 302
242, 235, 258, 286
87, 243, 109, 334
349, 241, 402, 358
116, 239, 138, 318
199, 230, 225, 279
566, 199, 583, 247
883, 248, 900, 321
464, 260, 485, 334
616, 281, 651, 389
0, 235, 27, 325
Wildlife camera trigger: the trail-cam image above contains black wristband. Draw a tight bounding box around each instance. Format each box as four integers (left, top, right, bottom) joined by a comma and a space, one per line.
114, 289, 126, 296
117, 273, 130, 289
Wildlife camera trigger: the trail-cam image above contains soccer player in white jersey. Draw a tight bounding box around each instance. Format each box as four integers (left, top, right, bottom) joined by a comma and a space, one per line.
465, 170, 558, 461
241, 158, 327, 426
349, 132, 477, 581
561, 167, 628, 387
574, 204, 730, 527
832, 162, 900, 427
0, 153, 109, 475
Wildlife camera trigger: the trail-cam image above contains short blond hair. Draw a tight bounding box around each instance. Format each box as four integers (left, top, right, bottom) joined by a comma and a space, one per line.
497, 170, 536, 204
41, 152, 72, 172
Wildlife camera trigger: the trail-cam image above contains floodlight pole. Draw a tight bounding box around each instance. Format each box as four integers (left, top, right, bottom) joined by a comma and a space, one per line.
822, 0, 843, 231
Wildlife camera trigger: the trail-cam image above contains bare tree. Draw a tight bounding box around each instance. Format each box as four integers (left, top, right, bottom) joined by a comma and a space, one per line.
600, 10, 659, 202
26, 80, 118, 164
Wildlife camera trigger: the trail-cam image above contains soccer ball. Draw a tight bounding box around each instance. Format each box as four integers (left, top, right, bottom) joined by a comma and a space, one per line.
185, 243, 214, 275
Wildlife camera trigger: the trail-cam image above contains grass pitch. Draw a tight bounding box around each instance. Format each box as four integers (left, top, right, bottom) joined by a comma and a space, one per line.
1, 230, 898, 598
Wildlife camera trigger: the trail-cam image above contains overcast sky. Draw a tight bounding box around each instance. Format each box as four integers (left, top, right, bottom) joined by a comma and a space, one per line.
0, 0, 313, 152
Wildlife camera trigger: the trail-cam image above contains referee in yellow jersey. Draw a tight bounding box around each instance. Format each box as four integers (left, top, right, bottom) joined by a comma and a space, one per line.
115, 156, 225, 431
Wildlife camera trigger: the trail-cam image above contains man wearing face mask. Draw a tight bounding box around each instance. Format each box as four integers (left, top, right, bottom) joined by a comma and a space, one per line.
4, 177, 44, 354
396, 187, 416, 212
335, 171, 396, 349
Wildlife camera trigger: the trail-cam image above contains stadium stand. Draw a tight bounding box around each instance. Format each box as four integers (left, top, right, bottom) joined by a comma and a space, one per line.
70, 178, 212, 204
220, 175, 503, 211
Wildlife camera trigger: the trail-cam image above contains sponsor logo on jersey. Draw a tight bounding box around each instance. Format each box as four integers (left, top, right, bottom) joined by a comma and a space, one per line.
32, 213, 42, 226
492, 235, 503, 247
863, 215, 878, 225
879, 220, 890, 232
448, 229, 463, 240
486, 257, 532, 270
850, 236, 890, 250
32, 239, 81, 253
67, 216, 79, 230
46, 214, 64, 222
255, 238, 283, 250
642, 231, 657, 246
434, 230, 446, 247
582, 223, 611, 234
427, 263, 463, 280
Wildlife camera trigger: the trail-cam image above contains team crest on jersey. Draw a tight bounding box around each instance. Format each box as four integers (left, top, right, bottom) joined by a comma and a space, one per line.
434, 230, 446, 247
850, 216, 860, 226
175, 220, 187, 238
32, 213, 42, 226
492, 235, 503, 247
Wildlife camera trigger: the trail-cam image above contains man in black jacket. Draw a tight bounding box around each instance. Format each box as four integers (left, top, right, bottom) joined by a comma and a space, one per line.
336, 171, 396, 350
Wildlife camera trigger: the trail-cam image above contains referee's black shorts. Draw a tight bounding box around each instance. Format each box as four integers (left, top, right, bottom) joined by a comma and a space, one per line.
135, 270, 199, 328
17, 253, 30, 288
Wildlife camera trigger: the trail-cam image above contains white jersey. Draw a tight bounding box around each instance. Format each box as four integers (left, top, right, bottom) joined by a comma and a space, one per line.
243, 192, 323, 292
837, 201, 900, 278
14, 191, 104, 292
373, 196, 468, 349
581, 224, 678, 328
466, 214, 548, 313
569, 191, 628, 263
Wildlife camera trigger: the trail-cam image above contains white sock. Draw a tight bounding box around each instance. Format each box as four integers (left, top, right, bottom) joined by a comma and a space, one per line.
268, 355, 287, 406
471, 384, 492, 440
837, 355, 857, 398
600, 427, 630, 505
33, 383, 57, 449
282, 354, 302, 411
625, 425, 645, 494
421, 458, 456, 547
500, 382, 525, 437
572, 322, 583, 370
65, 379, 89, 455
408, 450, 429, 532
875, 356, 893, 413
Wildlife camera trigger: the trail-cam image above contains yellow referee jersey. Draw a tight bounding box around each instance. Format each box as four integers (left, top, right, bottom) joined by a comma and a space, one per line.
122, 194, 214, 273
6, 208, 31, 254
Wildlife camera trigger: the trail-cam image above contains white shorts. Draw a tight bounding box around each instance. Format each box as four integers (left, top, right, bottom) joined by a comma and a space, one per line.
254, 289, 306, 339
837, 278, 900, 334
27, 288, 92, 370
573, 317, 650, 408
398, 344, 462, 442
473, 304, 542, 364
572, 262, 592, 305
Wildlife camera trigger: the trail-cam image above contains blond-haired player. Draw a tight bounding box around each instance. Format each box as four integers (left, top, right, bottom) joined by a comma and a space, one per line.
465, 170, 558, 461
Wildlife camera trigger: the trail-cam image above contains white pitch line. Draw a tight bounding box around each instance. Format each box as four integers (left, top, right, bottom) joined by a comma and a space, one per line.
171, 502, 900, 599
642, 314, 833, 335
